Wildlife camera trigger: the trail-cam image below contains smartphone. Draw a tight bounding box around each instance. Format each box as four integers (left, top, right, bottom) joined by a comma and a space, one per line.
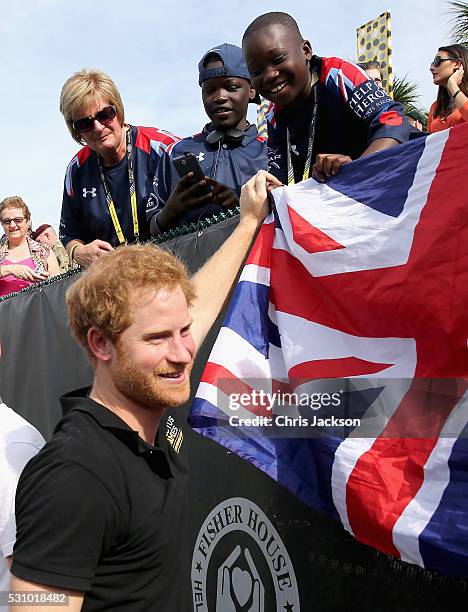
172, 153, 212, 195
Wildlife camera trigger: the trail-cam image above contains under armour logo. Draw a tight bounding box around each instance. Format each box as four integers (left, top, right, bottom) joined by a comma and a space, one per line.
196, 152, 205, 162
82, 187, 97, 198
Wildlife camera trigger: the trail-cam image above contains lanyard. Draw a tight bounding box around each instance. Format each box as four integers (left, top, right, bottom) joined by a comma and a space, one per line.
97, 127, 139, 245
286, 72, 319, 186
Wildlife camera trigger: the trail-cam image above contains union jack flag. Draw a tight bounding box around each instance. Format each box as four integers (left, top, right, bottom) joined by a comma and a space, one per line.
189, 124, 468, 577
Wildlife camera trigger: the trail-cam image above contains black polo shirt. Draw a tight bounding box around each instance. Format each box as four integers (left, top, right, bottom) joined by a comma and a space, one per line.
11, 389, 190, 611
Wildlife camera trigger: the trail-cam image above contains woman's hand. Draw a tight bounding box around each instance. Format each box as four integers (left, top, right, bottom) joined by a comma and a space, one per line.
1, 264, 48, 282
447, 66, 465, 95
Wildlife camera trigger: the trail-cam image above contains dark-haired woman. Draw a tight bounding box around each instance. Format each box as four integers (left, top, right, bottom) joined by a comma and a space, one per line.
428, 44, 468, 133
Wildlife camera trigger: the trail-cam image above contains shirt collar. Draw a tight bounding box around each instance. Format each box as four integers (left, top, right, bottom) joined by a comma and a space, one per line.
60, 387, 173, 475
240, 123, 261, 146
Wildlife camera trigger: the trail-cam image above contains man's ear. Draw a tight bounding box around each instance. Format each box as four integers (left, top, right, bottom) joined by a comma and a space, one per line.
302, 39, 313, 62
249, 86, 257, 101
87, 327, 114, 363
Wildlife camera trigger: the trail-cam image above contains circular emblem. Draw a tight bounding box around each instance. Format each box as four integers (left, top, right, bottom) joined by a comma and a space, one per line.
192, 497, 300, 611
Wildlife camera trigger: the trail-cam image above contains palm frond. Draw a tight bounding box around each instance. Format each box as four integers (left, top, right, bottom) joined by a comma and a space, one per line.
447, 1, 468, 44
393, 75, 421, 113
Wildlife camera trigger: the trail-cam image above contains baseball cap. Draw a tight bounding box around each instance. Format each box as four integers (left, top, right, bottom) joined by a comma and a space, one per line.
198, 43, 261, 103
31, 223, 52, 240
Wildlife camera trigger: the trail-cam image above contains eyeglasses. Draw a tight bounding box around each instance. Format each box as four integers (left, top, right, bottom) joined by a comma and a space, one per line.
72, 105, 117, 134
431, 55, 460, 67
1, 217, 25, 226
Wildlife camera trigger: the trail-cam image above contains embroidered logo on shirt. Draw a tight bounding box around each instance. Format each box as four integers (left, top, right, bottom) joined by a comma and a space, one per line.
197, 152, 205, 162
348, 80, 393, 121
166, 416, 183, 453
82, 187, 97, 198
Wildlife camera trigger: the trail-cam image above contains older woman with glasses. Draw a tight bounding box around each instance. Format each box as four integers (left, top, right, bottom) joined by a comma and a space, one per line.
428, 44, 468, 133
59, 69, 179, 268
0, 197, 60, 297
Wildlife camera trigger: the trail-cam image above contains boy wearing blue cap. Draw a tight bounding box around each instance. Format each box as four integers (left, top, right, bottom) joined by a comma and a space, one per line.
148, 43, 267, 234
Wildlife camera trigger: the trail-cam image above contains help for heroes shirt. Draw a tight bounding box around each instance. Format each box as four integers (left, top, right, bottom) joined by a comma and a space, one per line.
265, 56, 415, 184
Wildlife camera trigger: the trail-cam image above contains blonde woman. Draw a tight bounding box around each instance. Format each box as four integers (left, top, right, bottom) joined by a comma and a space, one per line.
59, 69, 179, 268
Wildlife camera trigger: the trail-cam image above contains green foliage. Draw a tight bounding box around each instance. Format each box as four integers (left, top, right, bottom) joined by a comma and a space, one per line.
392, 76, 428, 123
447, 1, 468, 45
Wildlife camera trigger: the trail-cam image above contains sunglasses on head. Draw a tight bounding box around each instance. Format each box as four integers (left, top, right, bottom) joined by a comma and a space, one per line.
72, 105, 117, 134
431, 55, 460, 67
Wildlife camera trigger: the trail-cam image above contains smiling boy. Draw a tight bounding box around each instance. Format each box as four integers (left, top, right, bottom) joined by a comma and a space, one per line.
242, 12, 414, 183
148, 43, 267, 235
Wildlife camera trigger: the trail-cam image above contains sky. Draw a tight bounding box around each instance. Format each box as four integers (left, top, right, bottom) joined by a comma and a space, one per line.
0, 0, 455, 227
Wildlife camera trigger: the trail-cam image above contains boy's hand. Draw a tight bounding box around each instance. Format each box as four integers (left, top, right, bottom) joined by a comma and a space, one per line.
313, 153, 352, 182
205, 178, 239, 208
158, 173, 213, 230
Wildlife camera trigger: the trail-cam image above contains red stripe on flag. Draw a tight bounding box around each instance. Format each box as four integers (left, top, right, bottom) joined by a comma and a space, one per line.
246, 220, 275, 268
201, 362, 295, 416
289, 357, 392, 379
346, 378, 467, 557
201, 362, 272, 417
288, 205, 344, 254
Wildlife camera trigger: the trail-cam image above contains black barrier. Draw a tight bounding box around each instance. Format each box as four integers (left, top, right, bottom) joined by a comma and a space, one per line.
0, 217, 466, 611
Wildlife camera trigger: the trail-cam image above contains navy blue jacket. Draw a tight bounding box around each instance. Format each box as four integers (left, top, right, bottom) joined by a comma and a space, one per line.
59, 126, 179, 247
265, 56, 415, 184
146, 123, 267, 232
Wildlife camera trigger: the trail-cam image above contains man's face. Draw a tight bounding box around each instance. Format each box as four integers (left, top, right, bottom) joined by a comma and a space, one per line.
74, 97, 124, 159
365, 67, 383, 87
201, 60, 254, 131
36, 227, 58, 246
243, 24, 312, 108
110, 286, 195, 411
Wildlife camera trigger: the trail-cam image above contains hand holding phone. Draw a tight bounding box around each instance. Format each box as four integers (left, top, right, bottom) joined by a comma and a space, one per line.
156, 155, 214, 231
205, 178, 239, 208
172, 153, 212, 195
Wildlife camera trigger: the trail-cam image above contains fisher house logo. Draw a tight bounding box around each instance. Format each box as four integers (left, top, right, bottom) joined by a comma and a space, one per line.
192, 497, 300, 611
